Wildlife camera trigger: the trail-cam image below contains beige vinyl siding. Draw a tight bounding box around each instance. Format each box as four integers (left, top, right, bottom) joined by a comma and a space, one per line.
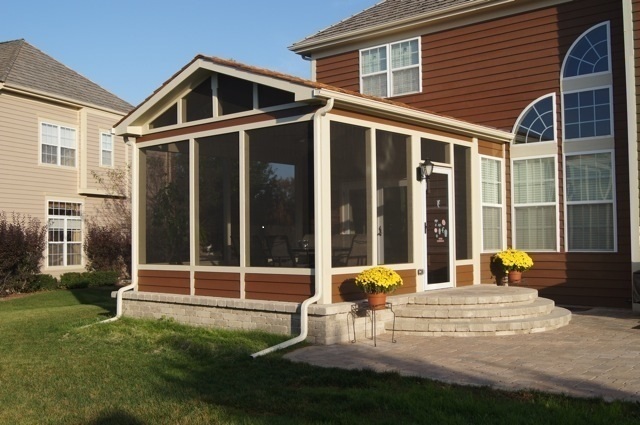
0, 92, 78, 219
85, 111, 127, 192
0, 91, 128, 276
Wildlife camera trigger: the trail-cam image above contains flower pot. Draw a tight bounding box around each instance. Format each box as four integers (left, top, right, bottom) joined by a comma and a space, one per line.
367, 293, 387, 310
508, 270, 522, 284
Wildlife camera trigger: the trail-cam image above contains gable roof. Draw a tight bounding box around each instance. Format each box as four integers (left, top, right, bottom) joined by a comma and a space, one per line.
290, 0, 501, 54
115, 54, 512, 144
0, 39, 132, 114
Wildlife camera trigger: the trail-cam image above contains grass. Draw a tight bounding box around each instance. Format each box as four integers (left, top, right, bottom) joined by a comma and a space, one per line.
1, 289, 639, 424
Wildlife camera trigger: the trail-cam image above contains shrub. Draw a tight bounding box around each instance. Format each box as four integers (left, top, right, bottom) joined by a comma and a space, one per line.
60, 272, 90, 289
60, 271, 119, 289
0, 212, 46, 295
84, 224, 131, 279
28, 274, 59, 292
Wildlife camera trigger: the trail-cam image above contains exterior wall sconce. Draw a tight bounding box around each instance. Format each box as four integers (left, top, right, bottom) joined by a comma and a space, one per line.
417, 159, 434, 182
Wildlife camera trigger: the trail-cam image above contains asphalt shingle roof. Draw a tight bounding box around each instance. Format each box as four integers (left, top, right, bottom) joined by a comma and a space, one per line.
291, 0, 481, 51
0, 39, 132, 113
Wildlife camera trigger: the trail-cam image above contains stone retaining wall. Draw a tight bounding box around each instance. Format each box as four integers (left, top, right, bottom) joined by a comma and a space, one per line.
120, 292, 402, 345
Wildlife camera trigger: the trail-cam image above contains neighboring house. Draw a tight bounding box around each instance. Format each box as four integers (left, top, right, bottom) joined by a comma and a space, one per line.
289, 0, 639, 309
112, 0, 638, 344
0, 39, 133, 276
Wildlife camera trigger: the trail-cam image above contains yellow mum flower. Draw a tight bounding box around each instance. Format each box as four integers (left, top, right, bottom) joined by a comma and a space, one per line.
354, 266, 403, 294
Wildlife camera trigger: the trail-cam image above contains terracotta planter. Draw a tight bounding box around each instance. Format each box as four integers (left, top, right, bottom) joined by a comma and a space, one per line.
367, 293, 387, 310
508, 270, 522, 284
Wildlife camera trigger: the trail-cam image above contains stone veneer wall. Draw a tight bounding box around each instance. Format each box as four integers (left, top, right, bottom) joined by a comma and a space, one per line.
120, 292, 401, 345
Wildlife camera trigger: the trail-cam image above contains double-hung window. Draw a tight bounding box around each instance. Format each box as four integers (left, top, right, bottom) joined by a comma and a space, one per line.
512, 157, 557, 251
47, 201, 82, 267
101, 132, 113, 167
481, 157, 502, 251
360, 38, 420, 98
41, 122, 76, 167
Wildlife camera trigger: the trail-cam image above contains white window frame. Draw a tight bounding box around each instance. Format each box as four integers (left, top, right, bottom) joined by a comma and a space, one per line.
563, 150, 617, 252
561, 21, 616, 252
480, 155, 504, 253
100, 131, 114, 167
511, 155, 559, 252
40, 121, 77, 167
513, 93, 557, 146
360, 37, 422, 98
46, 200, 83, 268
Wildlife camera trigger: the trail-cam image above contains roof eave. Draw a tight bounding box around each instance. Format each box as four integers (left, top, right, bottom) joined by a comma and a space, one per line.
290, 0, 513, 55
312, 88, 513, 143
1, 83, 129, 116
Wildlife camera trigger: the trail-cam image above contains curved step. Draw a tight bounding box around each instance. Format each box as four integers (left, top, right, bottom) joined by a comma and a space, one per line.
394, 297, 555, 321
408, 285, 538, 307
390, 307, 572, 336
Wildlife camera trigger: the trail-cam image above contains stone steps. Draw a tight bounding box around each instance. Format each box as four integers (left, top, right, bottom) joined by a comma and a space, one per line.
386, 285, 571, 337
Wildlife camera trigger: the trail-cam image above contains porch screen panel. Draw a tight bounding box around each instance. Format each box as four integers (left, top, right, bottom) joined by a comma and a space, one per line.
330, 122, 370, 267
197, 133, 239, 266
513, 157, 556, 250
376, 130, 410, 264
247, 122, 314, 268
140, 141, 190, 265
454, 145, 472, 259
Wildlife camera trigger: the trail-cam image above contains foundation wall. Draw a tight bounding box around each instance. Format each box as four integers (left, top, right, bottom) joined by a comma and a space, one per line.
120, 292, 401, 345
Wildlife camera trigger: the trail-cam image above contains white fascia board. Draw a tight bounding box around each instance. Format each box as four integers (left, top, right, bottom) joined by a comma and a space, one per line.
312, 89, 513, 143
114, 60, 204, 136
291, 0, 514, 54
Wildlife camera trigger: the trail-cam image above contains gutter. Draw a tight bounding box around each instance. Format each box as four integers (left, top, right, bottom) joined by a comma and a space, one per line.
251, 97, 335, 358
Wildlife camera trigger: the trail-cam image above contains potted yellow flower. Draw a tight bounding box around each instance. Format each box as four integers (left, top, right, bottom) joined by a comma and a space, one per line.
492, 248, 533, 284
354, 266, 403, 309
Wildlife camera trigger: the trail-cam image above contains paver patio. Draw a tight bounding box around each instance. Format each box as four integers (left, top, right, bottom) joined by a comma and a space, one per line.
285, 307, 640, 402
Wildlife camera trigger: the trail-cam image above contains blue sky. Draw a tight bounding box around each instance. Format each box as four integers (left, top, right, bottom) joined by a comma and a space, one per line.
2, 0, 374, 106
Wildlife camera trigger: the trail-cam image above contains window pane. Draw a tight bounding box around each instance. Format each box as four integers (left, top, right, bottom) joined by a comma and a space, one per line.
184, 77, 213, 122
247, 122, 313, 268
481, 158, 501, 204
330, 122, 370, 267
515, 95, 555, 144
568, 203, 614, 250
563, 88, 611, 139
513, 158, 555, 204
515, 206, 556, 250
362, 74, 387, 98
361, 46, 387, 74
149, 103, 178, 129
218, 74, 254, 115
482, 206, 502, 251
392, 67, 419, 95
563, 23, 609, 78
391, 39, 419, 69
60, 147, 75, 167
566, 153, 612, 202
141, 141, 191, 265
197, 133, 240, 266
376, 130, 410, 264
421, 138, 449, 164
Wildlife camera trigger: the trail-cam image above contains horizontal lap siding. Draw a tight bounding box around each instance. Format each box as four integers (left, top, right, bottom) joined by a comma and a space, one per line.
138, 270, 190, 295
194, 272, 240, 298
480, 252, 631, 308
245, 273, 313, 302
456, 264, 473, 287
331, 269, 417, 303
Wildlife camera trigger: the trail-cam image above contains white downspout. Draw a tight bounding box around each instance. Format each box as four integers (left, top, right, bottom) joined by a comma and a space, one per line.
98, 282, 135, 324
251, 97, 334, 358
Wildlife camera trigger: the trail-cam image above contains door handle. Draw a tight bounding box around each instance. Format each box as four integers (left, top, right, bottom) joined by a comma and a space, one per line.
377, 226, 382, 236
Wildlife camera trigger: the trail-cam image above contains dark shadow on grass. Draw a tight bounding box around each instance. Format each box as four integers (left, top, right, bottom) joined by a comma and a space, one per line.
88, 410, 146, 425
69, 287, 117, 317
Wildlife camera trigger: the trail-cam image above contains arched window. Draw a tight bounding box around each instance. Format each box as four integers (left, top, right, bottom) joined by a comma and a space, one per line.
514, 94, 555, 144
563, 22, 610, 78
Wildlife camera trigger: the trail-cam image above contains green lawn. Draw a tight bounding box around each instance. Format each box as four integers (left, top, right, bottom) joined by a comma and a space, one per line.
1, 289, 639, 425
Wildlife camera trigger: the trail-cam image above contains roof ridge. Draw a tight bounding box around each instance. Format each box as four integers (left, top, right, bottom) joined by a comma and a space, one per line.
0, 39, 25, 83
